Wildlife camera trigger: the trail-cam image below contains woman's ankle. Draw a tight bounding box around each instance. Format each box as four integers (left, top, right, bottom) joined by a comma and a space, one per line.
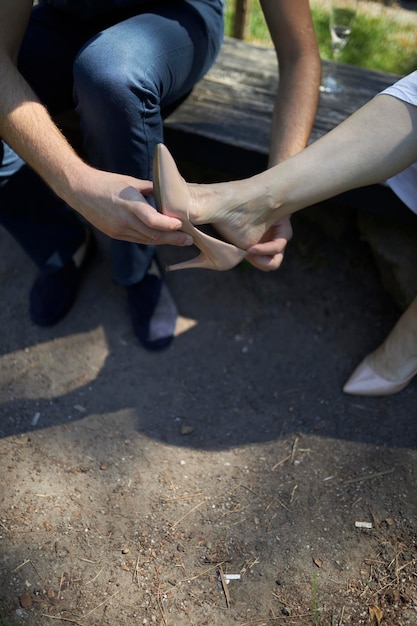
369, 340, 417, 382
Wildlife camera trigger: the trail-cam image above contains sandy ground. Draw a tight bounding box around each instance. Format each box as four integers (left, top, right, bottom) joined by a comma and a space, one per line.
0, 202, 416, 626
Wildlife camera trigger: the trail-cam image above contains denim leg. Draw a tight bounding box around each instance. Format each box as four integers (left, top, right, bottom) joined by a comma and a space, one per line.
72, 1, 224, 285
0, 142, 87, 268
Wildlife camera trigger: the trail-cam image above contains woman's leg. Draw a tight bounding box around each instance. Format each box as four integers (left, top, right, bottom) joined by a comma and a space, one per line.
343, 295, 417, 395
161, 94, 417, 254
368, 295, 417, 380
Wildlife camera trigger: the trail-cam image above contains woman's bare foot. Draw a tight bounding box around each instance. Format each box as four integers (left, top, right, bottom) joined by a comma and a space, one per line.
186, 177, 280, 251
153, 143, 288, 271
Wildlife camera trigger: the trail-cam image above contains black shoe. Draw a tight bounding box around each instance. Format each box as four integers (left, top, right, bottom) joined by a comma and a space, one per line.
29, 230, 94, 326
126, 257, 178, 351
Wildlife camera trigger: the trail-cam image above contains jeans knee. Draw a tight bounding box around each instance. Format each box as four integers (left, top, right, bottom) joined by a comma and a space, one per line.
73, 45, 158, 120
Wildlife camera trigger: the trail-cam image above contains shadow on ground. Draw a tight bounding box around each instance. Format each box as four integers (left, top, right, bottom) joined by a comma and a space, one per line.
0, 207, 416, 625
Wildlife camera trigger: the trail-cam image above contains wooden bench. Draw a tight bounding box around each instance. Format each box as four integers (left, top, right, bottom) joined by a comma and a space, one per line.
163, 36, 401, 179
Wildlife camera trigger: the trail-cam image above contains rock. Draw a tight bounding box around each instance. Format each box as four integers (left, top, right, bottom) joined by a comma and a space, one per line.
301, 201, 417, 311
20, 592, 32, 610
180, 424, 195, 436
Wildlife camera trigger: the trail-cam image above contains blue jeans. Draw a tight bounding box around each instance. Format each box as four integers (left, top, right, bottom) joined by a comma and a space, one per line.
0, 0, 224, 284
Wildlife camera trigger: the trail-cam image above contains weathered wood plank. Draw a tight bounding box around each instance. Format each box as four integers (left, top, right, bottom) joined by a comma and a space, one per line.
163, 37, 401, 176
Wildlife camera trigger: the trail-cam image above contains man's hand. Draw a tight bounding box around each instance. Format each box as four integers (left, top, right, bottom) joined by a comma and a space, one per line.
245, 215, 293, 271
69, 166, 194, 246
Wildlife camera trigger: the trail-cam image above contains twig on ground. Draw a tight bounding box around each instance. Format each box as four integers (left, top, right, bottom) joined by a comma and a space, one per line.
12, 559, 31, 572
239, 612, 322, 625
368, 506, 380, 528
85, 566, 104, 585
156, 581, 168, 626
289, 485, 298, 506
271, 591, 295, 610
395, 557, 417, 575
0, 521, 12, 534
276, 498, 290, 511
218, 564, 231, 608
290, 436, 299, 463
169, 561, 226, 589
271, 436, 310, 471
82, 590, 120, 618
58, 572, 64, 597
271, 454, 292, 471
12, 558, 42, 581
239, 483, 263, 498
161, 492, 204, 503
344, 469, 394, 485
171, 499, 206, 529
133, 554, 140, 584
41, 616, 85, 626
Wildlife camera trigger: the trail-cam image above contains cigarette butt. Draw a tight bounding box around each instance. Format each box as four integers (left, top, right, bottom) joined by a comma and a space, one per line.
355, 521, 372, 529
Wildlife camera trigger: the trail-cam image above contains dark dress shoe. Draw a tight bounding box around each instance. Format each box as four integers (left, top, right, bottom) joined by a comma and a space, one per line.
126, 257, 178, 351
29, 231, 94, 326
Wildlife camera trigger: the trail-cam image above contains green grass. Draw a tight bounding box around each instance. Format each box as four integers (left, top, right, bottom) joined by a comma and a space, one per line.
224, 0, 417, 75
311, 572, 321, 626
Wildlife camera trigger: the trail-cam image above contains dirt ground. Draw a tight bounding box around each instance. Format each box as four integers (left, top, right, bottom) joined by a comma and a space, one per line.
0, 202, 416, 626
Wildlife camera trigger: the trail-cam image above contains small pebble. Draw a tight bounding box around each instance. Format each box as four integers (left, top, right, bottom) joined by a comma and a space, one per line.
31, 412, 40, 426
20, 592, 32, 610
180, 424, 194, 436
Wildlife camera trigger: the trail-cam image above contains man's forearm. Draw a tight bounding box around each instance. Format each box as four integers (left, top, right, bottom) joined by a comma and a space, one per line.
268, 58, 321, 167
0, 56, 87, 205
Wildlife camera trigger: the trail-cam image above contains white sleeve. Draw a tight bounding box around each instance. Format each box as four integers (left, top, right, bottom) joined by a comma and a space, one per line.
378, 72, 417, 215
379, 71, 417, 107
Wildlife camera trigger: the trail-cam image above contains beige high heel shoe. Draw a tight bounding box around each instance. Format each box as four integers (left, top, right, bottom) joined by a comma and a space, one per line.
153, 143, 247, 272
343, 296, 417, 396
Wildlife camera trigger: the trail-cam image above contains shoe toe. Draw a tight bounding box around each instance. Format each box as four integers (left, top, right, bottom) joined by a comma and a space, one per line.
343, 358, 411, 396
